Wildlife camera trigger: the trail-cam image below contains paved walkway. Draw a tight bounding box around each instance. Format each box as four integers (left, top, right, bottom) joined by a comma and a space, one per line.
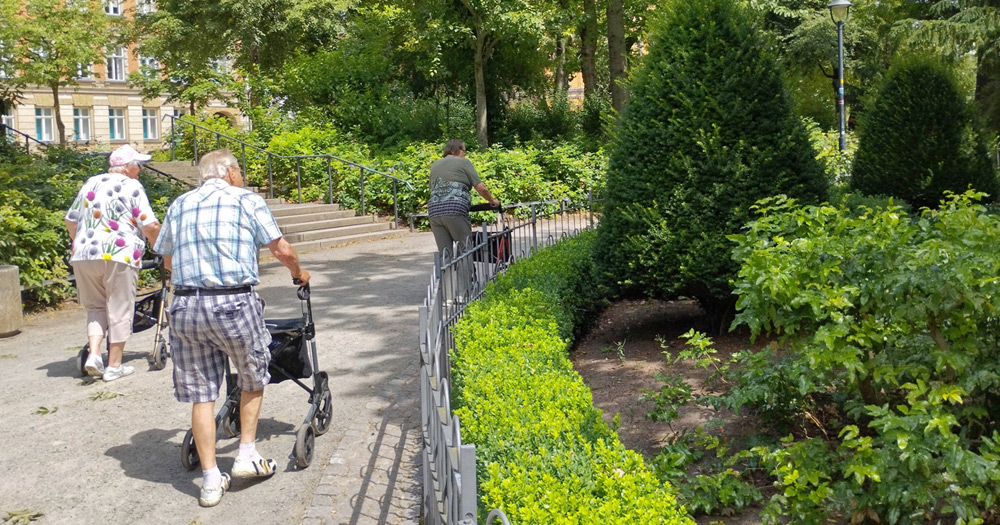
0, 232, 435, 524
289, 232, 431, 525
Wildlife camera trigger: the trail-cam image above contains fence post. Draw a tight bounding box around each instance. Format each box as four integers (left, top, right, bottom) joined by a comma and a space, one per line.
327, 157, 333, 205
192, 126, 199, 164
459, 444, 477, 523
588, 191, 594, 229
267, 155, 274, 199
296, 158, 303, 203
170, 118, 176, 161
360, 166, 366, 216
530, 204, 538, 253
392, 180, 399, 229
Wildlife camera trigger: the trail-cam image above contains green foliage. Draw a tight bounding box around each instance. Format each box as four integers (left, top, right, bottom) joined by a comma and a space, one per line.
638, 372, 693, 424
495, 90, 581, 145
593, 0, 827, 325
653, 432, 765, 517
728, 191, 1000, 521
450, 232, 691, 523
0, 144, 182, 310
851, 55, 999, 209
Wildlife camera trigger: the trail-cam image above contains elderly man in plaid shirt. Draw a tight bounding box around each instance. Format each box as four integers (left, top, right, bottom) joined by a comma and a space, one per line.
154, 149, 311, 507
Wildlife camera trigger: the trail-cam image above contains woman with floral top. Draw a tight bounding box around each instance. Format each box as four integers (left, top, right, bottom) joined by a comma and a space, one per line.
64, 144, 161, 382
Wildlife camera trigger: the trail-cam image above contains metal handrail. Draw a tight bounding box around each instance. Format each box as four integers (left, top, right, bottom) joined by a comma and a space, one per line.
1, 123, 49, 151
165, 115, 413, 225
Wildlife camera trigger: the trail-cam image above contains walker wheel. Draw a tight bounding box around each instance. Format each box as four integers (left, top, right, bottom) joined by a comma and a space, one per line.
313, 386, 333, 436
181, 428, 200, 470
151, 339, 168, 370
294, 424, 315, 469
77, 345, 89, 377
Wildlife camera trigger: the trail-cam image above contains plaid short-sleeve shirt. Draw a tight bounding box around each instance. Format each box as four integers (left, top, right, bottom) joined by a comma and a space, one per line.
154, 179, 282, 288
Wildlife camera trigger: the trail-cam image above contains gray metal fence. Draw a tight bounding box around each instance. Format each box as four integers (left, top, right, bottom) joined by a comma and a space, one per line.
417, 196, 598, 525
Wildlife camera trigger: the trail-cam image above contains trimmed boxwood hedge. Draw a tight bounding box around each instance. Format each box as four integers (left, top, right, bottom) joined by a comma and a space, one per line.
450, 231, 693, 523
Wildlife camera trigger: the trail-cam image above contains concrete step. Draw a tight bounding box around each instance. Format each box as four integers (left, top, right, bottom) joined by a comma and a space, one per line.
274, 209, 355, 225
260, 229, 408, 258
282, 221, 392, 244
269, 203, 342, 217
147, 161, 200, 186
149, 161, 405, 253
278, 215, 374, 234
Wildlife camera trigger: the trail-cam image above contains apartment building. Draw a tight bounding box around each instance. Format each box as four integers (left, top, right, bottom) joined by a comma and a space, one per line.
1, 0, 241, 152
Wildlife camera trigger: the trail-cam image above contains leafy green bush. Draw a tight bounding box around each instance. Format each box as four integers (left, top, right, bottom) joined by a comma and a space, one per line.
451, 232, 691, 523
727, 191, 1000, 522
851, 55, 999, 209
593, 0, 827, 327
0, 142, 184, 309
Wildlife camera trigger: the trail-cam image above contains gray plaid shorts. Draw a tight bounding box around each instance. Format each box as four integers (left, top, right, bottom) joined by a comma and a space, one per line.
168, 291, 272, 403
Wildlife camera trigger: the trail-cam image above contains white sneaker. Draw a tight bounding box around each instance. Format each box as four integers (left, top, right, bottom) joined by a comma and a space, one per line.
102, 365, 134, 382
199, 472, 231, 507
84, 353, 105, 377
231, 457, 277, 479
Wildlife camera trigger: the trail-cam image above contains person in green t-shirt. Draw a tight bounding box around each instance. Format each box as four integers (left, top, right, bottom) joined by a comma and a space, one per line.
427, 139, 500, 256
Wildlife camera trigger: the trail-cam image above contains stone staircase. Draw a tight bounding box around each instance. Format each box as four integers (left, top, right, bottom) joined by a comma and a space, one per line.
145, 160, 406, 256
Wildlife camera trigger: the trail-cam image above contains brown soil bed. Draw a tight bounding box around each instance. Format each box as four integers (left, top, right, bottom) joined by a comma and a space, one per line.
570, 298, 766, 524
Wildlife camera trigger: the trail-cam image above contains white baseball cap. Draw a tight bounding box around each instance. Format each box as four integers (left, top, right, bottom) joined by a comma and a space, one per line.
109, 144, 152, 167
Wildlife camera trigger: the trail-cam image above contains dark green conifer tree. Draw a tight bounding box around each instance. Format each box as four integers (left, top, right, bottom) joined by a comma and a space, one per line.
593, 0, 827, 328
851, 55, 998, 210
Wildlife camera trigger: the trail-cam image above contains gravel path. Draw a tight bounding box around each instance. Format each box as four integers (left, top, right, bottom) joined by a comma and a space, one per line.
0, 232, 434, 525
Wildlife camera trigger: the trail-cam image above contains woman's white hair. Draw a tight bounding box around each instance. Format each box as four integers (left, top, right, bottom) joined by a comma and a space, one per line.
198, 149, 239, 182
108, 162, 139, 174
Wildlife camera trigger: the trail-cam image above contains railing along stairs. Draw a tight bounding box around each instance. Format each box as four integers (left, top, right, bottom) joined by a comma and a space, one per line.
159, 115, 414, 252
163, 115, 412, 225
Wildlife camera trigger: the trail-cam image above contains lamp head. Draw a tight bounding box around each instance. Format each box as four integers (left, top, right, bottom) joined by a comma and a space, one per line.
828, 0, 852, 24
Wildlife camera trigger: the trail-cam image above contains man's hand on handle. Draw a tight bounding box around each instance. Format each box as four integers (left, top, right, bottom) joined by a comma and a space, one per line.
292, 269, 311, 286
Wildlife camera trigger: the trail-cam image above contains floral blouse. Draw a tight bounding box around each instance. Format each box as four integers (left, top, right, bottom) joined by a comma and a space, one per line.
65, 173, 158, 267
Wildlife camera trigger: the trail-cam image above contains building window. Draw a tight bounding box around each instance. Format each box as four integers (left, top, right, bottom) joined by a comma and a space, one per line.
74, 108, 91, 142
108, 108, 125, 140
2, 105, 14, 138
106, 46, 126, 81
0, 41, 10, 79
35, 108, 54, 142
104, 0, 122, 15
136, 0, 155, 15
138, 55, 159, 77
142, 109, 158, 139
76, 63, 93, 80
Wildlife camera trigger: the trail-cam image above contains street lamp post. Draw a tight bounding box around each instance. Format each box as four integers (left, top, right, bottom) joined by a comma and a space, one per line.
829, 0, 852, 152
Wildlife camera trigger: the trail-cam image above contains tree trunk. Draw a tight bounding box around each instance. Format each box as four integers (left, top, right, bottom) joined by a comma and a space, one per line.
473, 31, 489, 150
975, 54, 1000, 136
606, 0, 627, 113
554, 0, 571, 92
51, 83, 66, 145
554, 34, 567, 91
579, 0, 598, 100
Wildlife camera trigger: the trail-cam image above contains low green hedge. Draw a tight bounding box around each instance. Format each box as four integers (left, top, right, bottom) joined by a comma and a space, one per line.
450, 231, 693, 523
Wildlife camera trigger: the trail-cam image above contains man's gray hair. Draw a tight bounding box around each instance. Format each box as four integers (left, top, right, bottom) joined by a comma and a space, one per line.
198, 149, 240, 183
108, 162, 139, 174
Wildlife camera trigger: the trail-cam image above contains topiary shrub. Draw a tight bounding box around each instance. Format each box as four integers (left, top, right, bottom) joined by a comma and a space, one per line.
451, 231, 692, 523
592, 0, 827, 328
850, 54, 999, 209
